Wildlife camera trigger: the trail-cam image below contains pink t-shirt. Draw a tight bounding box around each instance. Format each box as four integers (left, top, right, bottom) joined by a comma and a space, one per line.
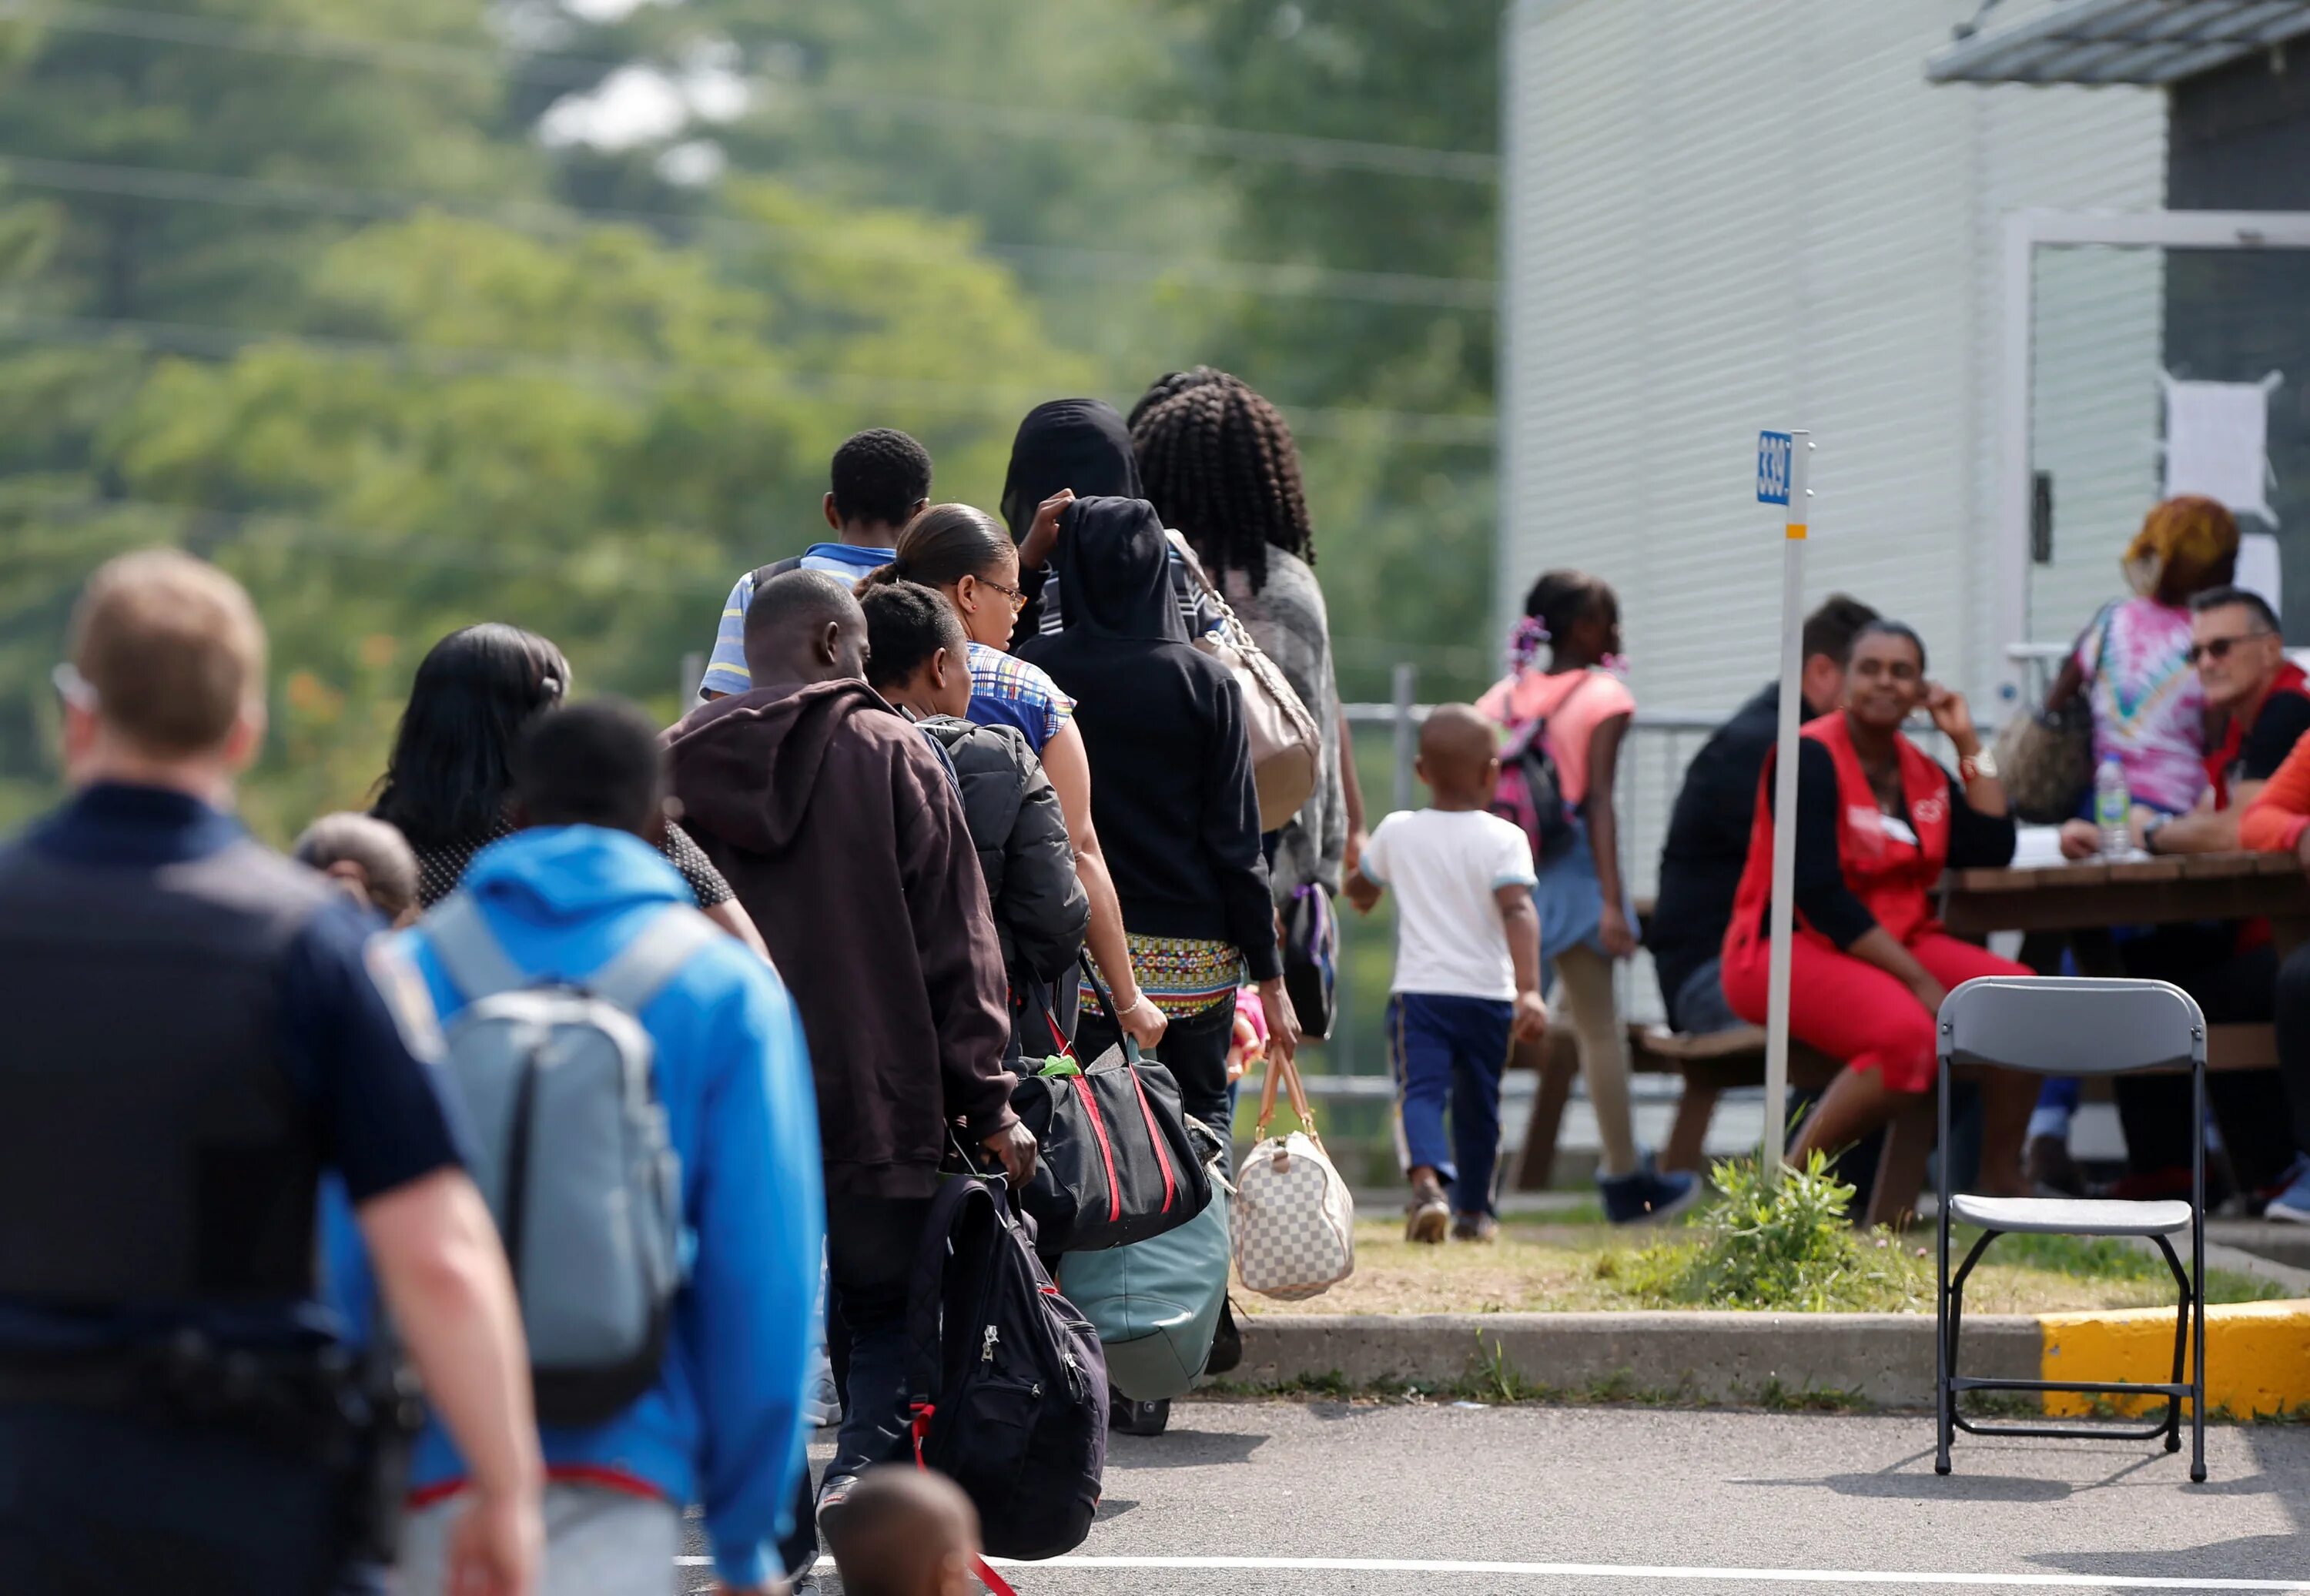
1476, 668, 1637, 806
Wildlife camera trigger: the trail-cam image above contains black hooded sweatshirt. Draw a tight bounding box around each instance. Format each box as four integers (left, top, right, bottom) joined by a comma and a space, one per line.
665, 678, 1016, 1198
1000, 398, 1142, 645
1019, 497, 1281, 981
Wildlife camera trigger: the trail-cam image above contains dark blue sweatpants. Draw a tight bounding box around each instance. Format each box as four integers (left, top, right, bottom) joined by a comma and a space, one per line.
1387, 992, 1515, 1217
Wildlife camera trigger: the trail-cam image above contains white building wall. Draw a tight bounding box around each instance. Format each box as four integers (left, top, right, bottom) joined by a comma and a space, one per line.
1502, 0, 2166, 919
1502, 0, 2166, 709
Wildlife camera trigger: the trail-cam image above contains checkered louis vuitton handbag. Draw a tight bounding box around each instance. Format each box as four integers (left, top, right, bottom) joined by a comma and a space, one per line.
1231, 1042, 1354, 1301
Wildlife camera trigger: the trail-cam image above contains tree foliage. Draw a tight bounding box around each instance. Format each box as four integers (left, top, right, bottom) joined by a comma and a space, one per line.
0, 0, 1502, 838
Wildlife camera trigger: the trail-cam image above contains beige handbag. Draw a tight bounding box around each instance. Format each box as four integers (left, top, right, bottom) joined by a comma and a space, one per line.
1231, 1043, 1355, 1302
1172, 534, 1322, 831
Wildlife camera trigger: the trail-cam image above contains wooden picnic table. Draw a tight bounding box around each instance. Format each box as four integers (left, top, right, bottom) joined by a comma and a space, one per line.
1940, 849, 2310, 939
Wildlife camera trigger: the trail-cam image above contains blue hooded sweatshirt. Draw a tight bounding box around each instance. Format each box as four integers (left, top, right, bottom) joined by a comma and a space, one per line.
324, 825, 823, 1588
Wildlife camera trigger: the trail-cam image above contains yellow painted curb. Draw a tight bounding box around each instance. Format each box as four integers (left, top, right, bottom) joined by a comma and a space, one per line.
2038, 1298, 2310, 1418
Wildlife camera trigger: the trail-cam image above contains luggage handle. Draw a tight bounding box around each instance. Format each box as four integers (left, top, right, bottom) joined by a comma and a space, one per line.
1252, 1033, 1324, 1149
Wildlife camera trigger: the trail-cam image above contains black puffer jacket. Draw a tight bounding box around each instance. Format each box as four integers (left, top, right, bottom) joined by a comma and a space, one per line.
919, 716, 1089, 985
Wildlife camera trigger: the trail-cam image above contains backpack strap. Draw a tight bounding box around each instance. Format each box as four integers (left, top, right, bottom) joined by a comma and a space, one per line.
752, 554, 805, 591
424, 892, 529, 1002
587, 905, 725, 1015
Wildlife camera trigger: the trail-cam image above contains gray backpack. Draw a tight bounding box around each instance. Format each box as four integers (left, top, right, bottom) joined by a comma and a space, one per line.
424, 894, 719, 1427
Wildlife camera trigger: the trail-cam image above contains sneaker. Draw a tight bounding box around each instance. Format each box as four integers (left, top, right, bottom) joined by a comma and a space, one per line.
814, 1472, 861, 1538
802, 1353, 840, 1430
1599, 1156, 1702, 1226
1451, 1213, 1499, 1244
2265, 1156, 2310, 1224
1404, 1170, 1450, 1243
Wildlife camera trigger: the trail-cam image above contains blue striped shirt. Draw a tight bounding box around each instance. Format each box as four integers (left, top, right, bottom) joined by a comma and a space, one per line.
697, 544, 893, 698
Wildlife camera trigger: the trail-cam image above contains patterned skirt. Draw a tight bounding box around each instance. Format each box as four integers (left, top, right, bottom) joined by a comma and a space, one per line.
1081, 934, 1244, 1020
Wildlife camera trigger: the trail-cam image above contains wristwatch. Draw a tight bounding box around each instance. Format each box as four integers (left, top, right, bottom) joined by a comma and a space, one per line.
2141, 815, 2170, 855
1957, 747, 1999, 784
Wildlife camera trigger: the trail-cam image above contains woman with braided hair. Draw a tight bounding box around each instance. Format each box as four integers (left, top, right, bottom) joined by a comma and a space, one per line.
1130, 370, 1367, 909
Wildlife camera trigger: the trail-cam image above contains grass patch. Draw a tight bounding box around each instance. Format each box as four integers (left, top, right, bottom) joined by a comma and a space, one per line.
1236, 1159, 2290, 1317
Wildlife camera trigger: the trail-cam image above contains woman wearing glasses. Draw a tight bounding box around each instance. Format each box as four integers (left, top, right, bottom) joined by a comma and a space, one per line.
861, 502, 1170, 1052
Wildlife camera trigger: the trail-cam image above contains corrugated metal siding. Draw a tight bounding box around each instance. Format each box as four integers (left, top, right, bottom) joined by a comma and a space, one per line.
1502, 0, 2165, 918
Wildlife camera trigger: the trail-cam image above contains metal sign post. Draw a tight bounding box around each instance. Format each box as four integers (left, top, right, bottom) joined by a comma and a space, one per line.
1755, 430, 1811, 1184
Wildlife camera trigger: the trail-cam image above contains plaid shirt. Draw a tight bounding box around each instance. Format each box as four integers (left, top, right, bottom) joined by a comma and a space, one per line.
966, 642, 1073, 755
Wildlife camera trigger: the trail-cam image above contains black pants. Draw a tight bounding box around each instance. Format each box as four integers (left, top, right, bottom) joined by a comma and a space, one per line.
0, 1404, 344, 1596
2272, 941, 2310, 1161
825, 1193, 936, 1481
2114, 932, 2295, 1191
1076, 989, 1241, 1179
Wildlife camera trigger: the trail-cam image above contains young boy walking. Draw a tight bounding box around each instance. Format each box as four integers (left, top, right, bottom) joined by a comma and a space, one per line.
1347, 704, 1548, 1243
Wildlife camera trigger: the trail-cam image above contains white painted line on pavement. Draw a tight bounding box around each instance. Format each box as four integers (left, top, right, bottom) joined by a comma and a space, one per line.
678, 1554, 2310, 1588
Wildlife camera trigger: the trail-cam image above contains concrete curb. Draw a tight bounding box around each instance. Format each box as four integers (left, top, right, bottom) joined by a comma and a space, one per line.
1232, 1312, 2038, 1410
1233, 1302, 2310, 1414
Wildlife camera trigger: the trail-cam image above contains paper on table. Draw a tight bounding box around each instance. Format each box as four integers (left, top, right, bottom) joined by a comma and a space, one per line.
2010, 826, 2069, 869
2163, 373, 2279, 524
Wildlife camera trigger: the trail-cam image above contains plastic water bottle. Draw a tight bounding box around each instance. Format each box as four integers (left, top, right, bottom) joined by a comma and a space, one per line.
2094, 757, 2131, 859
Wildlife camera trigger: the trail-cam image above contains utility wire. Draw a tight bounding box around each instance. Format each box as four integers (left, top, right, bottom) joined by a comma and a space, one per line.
0, 483, 734, 592
0, 2, 1500, 183
0, 153, 1496, 311
0, 312, 1498, 446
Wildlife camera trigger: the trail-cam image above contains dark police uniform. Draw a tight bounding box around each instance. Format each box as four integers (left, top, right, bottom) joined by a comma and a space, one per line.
0, 784, 469, 1596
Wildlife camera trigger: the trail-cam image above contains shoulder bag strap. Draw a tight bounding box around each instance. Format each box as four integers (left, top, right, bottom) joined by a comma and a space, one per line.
588, 905, 724, 1015
422, 892, 527, 1002
1077, 952, 1141, 1066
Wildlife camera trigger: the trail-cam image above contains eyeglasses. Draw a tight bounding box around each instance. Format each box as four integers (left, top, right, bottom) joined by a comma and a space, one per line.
976, 576, 1029, 614
2185, 631, 2274, 665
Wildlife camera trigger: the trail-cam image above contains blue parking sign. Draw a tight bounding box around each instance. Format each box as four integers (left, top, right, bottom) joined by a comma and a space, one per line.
1756, 431, 1793, 506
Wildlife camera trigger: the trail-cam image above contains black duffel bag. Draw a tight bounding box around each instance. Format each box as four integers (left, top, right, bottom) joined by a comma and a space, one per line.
1011, 960, 1211, 1253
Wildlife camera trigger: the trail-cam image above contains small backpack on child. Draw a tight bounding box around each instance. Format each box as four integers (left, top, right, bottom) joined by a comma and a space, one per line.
423, 893, 715, 1427
1489, 673, 1594, 865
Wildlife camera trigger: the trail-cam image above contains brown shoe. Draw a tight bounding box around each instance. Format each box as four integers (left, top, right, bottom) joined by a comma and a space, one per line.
1451, 1213, 1499, 1244
1404, 1169, 1449, 1243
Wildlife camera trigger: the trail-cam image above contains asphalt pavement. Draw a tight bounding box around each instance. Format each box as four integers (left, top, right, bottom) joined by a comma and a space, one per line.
683, 1398, 2310, 1594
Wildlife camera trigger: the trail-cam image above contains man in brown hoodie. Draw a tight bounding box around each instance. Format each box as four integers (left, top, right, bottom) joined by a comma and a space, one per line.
666, 569, 1029, 1533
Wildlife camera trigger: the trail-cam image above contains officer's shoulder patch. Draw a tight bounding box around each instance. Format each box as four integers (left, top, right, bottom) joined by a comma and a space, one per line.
364, 932, 447, 1064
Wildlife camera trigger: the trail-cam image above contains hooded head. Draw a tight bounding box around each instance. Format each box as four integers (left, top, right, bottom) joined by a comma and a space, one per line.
1053, 497, 1187, 644
999, 399, 1142, 543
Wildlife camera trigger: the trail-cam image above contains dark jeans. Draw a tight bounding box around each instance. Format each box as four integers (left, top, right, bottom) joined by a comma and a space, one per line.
825, 1193, 936, 1484
1386, 992, 1515, 1216
2114, 932, 2295, 1191
0, 1404, 343, 1595
1076, 990, 1240, 1179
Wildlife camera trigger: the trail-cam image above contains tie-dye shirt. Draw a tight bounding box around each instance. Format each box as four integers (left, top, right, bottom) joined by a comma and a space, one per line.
2076, 597, 2207, 816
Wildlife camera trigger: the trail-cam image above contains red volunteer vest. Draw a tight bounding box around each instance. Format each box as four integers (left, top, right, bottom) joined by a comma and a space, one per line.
1724, 711, 1953, 959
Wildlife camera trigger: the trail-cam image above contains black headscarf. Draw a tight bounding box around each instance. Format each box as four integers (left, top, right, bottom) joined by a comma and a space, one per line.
999, 399, 1142, 541
1053, 496, 1188, 644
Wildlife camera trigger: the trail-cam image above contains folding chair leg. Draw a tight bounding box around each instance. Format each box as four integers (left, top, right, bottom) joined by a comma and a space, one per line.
2155, 1234, 2189, 1454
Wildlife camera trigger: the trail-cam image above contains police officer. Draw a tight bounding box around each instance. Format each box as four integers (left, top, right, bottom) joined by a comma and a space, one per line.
0, 551, 544, 1596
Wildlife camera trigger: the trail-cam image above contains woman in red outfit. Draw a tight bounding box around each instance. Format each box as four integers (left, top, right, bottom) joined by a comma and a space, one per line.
1721, 621, 2037, 1194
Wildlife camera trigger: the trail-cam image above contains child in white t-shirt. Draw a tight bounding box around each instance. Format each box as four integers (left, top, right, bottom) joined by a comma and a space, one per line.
1346, 704, 1548, 1243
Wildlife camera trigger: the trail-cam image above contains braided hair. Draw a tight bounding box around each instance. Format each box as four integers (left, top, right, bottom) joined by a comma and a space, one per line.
1130, 370, 1313, 594
1127, 366, 1227, 430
